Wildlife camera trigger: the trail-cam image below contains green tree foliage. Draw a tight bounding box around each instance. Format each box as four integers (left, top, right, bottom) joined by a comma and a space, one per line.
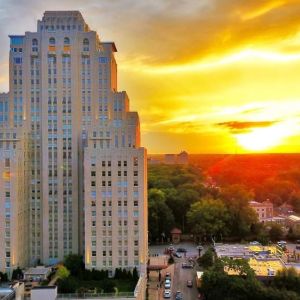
267, 223, 283, 241
132, 267, 139, 282
0, 272, 8, 282
57, 276, 77, 293
198, 248, 214, 269
11, 267, 23, 280
220, 185, 258, 238
102, 279, 115, 293
64, 254, 85, 277
57, 265, 70, 280
148, 188, 175, 242
272, 268, 300, 295
148, 165, 207, 227
187, 197, 229, 239
201, 259, 300, 300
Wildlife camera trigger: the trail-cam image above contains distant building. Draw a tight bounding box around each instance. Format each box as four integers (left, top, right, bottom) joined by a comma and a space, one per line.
249, 200, 273, 223
277, 203, 294, 216
286, 215, 300, 230
170, 228, 182, 244
215, 243, 285, 279
177, 151, 188, 164
24, 266, 52, 282
147, 157, 161, 165
264, 216, 286, 225
164, 151, 189, 165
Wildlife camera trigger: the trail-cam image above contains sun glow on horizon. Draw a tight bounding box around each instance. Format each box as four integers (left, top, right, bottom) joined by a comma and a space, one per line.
235, 121, 298, 152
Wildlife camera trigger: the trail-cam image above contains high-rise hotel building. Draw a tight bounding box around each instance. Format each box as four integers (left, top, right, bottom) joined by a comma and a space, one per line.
0, 11, 147, 277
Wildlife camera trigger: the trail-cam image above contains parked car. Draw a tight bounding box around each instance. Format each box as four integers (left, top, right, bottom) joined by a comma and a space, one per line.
175, 291, 183, 300
277, 241, 287, 246
164, 290, 171, 299
174, 252, 182, 258
165, 279, 171, 289
187, 280, 193, 287
182, 262, 193, 269
177, 248, 187, 253
250, 241, 261, 245
296, 240, 300, 250
165, 272, 171, 280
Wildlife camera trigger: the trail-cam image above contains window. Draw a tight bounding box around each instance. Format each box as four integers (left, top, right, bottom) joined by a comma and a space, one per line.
49, 37, 56, 45
5, 159, 10, 167
92, 251, 96, 257
64, 37, 70, 45
83, 38, 89, 51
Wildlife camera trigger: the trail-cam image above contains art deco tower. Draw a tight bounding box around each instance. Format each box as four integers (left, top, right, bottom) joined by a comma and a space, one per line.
0, 11, 147, 276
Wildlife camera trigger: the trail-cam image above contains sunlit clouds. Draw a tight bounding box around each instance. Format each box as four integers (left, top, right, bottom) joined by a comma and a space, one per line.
1, 0, 300, 153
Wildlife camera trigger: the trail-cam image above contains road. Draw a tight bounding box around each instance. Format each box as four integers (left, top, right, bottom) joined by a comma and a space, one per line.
171, 256, 199, 300
157, 256, 199, 300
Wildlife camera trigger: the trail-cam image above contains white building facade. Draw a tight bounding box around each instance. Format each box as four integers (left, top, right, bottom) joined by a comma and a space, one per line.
0, 11, 147, 276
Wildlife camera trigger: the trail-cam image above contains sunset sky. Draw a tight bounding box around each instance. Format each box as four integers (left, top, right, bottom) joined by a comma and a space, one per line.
1, 0, 300, 153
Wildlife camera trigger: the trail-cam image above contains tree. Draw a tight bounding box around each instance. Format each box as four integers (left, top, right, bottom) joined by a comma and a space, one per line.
268, 223, 283, 241
220, 185, 258, 238
101, 279, 115, 293
57, 276, 77, 293
148, 188, 175, 242
272, 267, 300, 295
198, 248, 214, 269
201, 258, 262, 300
132, 267, 139, 282
64, 254, 84, 276
57, 265, 70, 280
187, 197, 229, 240
11, 267, 23, 280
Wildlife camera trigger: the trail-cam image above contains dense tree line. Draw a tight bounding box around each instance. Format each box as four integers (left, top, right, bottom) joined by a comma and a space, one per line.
148, 164, 208, 242
148, 164, 259, 242
57, 254, 138, 293
201, 257, 300, 300
204, 154, 300, 213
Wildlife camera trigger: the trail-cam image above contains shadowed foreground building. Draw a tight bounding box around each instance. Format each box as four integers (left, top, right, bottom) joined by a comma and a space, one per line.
0, 11, 147, 277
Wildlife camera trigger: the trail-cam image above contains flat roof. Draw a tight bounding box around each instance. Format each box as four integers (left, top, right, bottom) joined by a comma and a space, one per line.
102, 42, 117, 52
288, 215, 300, 222
24, 267, 51, 276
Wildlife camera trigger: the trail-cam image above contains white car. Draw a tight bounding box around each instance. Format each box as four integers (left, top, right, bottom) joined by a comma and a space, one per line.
164, 290, 171, 298
165, 279, 171, 289
250, 241, 261, 245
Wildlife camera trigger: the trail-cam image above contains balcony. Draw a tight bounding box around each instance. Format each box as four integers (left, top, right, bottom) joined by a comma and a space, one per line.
81, 50, 90, 57
62, 46, 71, 56
31, 50, 39, 57
48, 46, 56, 56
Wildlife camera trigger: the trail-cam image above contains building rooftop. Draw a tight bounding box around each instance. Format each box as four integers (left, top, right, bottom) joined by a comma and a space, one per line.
24, 266, 51, 276
287, 215, 300, 222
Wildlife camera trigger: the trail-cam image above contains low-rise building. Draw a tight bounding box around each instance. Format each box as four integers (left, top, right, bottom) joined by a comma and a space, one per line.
24, 266, 51, 282
249, 200, 273, 223
164, 151, 189, 165
286, 215, 300, 230
31, 286, 57, 300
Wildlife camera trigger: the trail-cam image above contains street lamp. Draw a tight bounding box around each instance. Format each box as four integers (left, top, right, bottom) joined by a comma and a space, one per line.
197, 245, 203, 257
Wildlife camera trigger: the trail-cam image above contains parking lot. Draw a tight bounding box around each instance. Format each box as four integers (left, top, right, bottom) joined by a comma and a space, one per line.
148, 242, 202, 300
